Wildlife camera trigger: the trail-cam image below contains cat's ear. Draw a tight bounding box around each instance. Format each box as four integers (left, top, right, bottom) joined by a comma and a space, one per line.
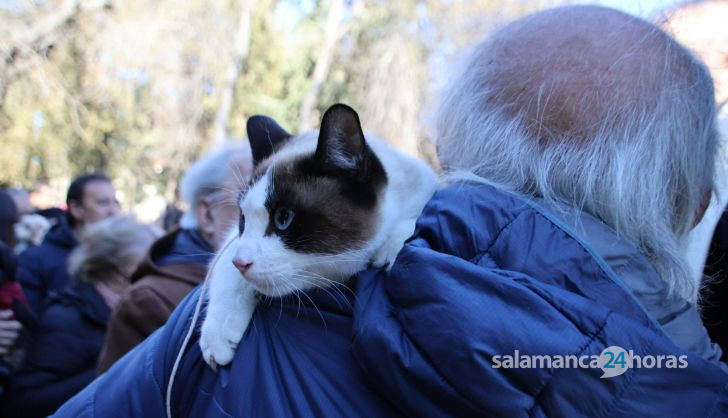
314, 104, 368, 172
246, 115, 292, 166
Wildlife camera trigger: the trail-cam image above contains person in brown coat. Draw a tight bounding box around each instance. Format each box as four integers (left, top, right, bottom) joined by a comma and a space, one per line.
97, 142, 253, 373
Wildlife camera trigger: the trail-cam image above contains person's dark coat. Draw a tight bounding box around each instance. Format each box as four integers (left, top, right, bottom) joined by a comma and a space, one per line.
53, 183, 728, 417
96, 228, 209, 373
3, 280, 109, 418
0, 241, 34, 397
16, 215, 78, 314
702, 210, 728, 361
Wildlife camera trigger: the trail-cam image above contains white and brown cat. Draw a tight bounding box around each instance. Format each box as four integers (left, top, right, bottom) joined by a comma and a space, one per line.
199, 104, 438, 369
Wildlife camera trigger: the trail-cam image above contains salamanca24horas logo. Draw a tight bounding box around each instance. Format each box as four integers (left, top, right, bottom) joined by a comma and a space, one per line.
492, 346, 688, 378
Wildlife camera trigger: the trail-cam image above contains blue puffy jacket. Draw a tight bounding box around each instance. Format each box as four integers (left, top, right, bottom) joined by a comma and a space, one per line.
16, 215, 78, 314
54, 183, 728, 417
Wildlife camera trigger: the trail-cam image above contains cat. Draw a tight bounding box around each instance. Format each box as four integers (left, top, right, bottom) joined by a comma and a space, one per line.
198, 103, 438, 369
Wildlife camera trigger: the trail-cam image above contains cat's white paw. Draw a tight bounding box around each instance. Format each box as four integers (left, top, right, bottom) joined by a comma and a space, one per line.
199, 316, 247, 370
370, 238, 402, 271
371, 219, 418, 271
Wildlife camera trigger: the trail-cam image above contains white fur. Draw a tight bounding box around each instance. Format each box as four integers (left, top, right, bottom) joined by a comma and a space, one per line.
199, 133, 438, 369
14, 214, 51, 246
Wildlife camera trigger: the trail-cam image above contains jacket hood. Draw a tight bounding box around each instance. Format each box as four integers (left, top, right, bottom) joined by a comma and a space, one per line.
42, 215, 78, 250
130, 228, 209, 286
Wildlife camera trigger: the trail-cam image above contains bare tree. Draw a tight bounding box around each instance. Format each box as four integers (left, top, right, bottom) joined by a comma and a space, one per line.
297, 0, 345, 131
0, 0, 110, 108
211, 0, 254, 148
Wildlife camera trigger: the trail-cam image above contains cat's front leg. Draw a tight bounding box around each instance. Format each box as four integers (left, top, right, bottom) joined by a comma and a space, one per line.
370, 217, 418, 270
199, 232, 257, 370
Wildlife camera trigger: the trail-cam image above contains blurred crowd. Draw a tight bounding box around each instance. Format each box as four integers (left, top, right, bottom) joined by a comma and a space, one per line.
0, 142, 252, 417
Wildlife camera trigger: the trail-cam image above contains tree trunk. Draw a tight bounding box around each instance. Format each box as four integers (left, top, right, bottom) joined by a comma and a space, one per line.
0, 0, 110, 110
297, 0, 345, 132
211, 0, 254, 148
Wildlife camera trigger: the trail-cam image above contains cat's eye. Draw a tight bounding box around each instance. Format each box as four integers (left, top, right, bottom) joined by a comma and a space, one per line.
273, 207, 295, 231
238, 212, 245, 236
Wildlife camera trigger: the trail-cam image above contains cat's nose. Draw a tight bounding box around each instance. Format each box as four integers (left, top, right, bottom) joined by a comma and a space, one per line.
232, 258, 253, 274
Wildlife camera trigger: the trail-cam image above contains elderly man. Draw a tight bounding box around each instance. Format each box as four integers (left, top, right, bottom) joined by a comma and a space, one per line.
17, 173, 120, 313
96, 143, 252, 373
55, 6, 727, 417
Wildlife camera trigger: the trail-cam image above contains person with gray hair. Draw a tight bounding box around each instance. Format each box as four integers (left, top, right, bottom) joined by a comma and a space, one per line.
2, 216, 157, 417
52, 6, 728, 417
435, 3, 722, 359
96, 142, 253, 373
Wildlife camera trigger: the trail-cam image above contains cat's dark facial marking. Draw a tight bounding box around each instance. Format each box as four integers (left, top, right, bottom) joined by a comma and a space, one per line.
263, 158, 386, 254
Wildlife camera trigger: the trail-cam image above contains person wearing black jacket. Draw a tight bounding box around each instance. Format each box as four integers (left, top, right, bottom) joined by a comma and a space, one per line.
2, 216, 156, 417
0, 189, 33, 399
16, 173, 119, 314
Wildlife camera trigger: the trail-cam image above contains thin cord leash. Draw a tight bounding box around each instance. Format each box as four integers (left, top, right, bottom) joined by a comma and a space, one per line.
165, 236, 235, 418
165, 278, 207, 418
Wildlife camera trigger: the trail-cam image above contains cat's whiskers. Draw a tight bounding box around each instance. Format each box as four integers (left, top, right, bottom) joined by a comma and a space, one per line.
287, 269, 349, 289
277, 278, 314, 327
173, 252, 217, 257
280, 274, 330, 330
294, 248, 370, 261
281, 276, 329, 331
292, 288, 303, 322
226, 159, 250, 194
275, 279, 298, 326
294, 257, 369, 268
281, 273, 342, 301
287, 273, 352, 303
289, 270, 355, 310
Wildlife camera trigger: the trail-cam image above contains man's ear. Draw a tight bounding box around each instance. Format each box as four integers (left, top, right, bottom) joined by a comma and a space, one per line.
67, 200, 84, 225
195, 198, 215, 239
693, 189, 713, 227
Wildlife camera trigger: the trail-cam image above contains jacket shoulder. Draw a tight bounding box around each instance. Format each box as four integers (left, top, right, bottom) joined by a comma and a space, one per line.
414, 183, 544, 262
352, 183, 728, 416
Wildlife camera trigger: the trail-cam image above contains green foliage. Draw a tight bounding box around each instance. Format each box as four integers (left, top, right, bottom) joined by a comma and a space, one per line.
0, 0, 559, 212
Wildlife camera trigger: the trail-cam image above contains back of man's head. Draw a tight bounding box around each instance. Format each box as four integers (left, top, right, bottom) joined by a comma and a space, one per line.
180, 141, 252, 229
436, 5, 718, 301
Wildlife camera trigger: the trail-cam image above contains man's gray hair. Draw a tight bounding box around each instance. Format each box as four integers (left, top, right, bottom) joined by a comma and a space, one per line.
179, 141, 252, 229
68, 216, 158, 283
435, 14, 718, 302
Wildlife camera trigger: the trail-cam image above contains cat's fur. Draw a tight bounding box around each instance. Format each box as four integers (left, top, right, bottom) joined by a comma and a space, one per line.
199, 104, 438, 369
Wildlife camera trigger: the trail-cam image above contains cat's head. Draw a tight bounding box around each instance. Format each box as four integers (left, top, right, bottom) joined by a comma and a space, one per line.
231, 104, 388, 296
